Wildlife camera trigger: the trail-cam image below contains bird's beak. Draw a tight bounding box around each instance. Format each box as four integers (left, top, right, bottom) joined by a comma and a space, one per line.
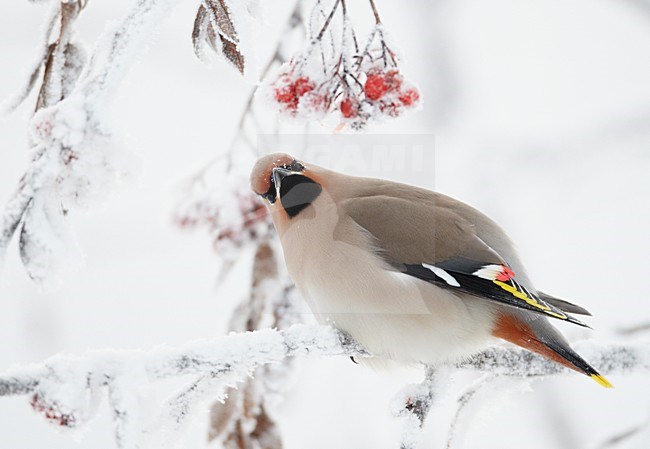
272, 167, 296, 198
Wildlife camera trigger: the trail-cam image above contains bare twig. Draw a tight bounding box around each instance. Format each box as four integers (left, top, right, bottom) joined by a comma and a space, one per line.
596, 420, 648, 449
617, 322, 650, 336
368, 0, 382, 24
315, 0, 341, 42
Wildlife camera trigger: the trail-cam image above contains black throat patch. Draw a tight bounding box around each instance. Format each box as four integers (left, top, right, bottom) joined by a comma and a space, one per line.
279, 174, 322, 218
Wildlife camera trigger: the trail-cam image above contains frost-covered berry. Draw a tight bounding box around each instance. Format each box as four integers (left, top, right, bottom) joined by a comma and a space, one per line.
303, 91, 326, 111
340, 98, 358, 118
30, 394, 76, 427
274, 84, 295, 104
398, 88, 420, 106
294, 77, 315, 97
364, 74, 388, 100
384, 70, 403, 92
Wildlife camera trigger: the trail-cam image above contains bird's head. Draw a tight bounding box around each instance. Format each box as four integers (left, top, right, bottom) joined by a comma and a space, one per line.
250, 153, 324, 219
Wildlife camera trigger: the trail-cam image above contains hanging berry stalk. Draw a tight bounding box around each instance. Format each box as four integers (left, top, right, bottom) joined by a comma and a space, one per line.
262, 0, 421, 129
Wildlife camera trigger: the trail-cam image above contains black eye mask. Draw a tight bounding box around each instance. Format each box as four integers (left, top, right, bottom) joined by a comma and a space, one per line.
278, 174, 322, 218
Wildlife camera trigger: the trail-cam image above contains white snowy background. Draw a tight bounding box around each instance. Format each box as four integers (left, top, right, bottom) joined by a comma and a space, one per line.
1, 0, 650, 448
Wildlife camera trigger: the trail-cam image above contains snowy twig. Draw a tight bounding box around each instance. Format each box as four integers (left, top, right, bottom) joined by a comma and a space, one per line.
229, 0, 304, 161
1, 329, 647, 448
392, 367, 439, 449
458, 342, 643, 378
595, 417, 649, 449
617, 321, 650, 336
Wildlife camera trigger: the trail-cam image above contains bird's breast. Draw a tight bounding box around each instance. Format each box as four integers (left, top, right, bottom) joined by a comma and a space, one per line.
278, 214, 496, 365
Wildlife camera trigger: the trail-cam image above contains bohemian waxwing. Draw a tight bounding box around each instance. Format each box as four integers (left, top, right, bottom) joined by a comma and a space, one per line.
250, 153, 612, 387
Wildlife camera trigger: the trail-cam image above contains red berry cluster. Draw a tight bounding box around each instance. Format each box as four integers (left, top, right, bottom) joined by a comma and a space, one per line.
259, 0, 427, 128
31, 393, 76, 427
272, 73, 326, 117
339, 68, 420, 126
269, 64, 420, 128
213, 191, 271, 254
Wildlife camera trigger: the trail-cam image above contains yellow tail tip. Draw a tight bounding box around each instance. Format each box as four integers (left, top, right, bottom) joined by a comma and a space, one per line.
591, 374, 614, 388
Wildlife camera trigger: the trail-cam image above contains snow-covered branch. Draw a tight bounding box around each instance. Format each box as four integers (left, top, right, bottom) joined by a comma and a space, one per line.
391, 367, 439, 449
0, 324, 647, 448
0, 325, 364, 448
0, 0, 181, 286
458, 341, 644, 378
0, 325, 365, 398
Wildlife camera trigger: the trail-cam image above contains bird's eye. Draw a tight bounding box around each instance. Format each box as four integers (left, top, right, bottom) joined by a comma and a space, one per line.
287, 160, 304, 172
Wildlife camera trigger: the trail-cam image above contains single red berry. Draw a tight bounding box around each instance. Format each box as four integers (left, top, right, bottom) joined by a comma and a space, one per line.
294, 77, 314, 97
364, 74, 388, 100
398, 88, 420, 106
384, 70, 403, 92
340, 98, 358, 118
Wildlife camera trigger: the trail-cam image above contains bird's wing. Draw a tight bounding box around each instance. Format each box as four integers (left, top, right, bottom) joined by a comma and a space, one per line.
342, 192, 588, 327
537, 291, 591, 316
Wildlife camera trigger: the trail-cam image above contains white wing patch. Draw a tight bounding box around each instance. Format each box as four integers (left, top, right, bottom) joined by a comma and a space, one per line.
472, 264, 503, 280
422, 264, 460, 287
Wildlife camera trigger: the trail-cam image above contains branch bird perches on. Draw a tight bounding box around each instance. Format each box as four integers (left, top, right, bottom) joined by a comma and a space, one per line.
0, 324, 646, 449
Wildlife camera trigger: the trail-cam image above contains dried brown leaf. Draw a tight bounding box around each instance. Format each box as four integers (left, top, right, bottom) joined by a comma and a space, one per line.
191, 5, 209, 59
208, 391, 240, 441
221, 37, 245, 74
250, 406, 282, 449
207, 0, 237, 42
192, 0, 245, 74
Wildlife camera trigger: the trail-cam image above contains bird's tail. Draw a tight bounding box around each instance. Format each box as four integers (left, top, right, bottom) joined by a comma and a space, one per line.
493, 312, 613, 388
541, 339, 613, 388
